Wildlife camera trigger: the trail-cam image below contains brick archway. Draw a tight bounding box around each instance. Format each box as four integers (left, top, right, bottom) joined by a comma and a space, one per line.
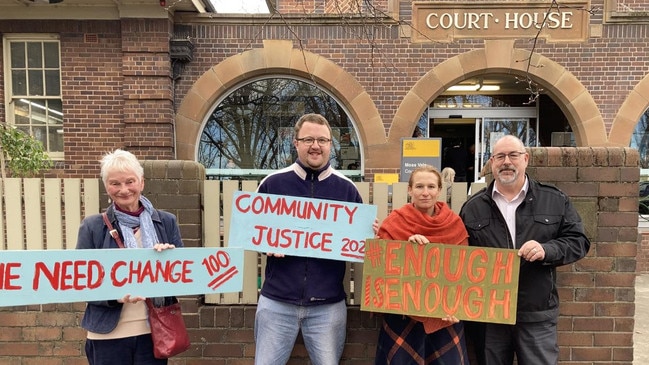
174, 40, 385, 161
609, 74, 649, 146
382, 40, 609, 166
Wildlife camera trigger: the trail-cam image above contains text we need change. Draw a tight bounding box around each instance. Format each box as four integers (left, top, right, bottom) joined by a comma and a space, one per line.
229, 191, 377, 262
0, 248, 244, 306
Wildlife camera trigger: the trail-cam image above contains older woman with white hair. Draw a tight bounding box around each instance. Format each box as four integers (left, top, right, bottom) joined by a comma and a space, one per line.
441, 167, 455, 205
76, 149, 183, 365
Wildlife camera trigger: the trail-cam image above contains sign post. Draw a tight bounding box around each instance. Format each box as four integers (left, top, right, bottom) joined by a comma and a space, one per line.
400, 138, 442, 182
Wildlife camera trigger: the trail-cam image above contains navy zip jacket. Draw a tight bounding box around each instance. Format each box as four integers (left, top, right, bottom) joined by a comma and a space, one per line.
76, 204, 184, 334
460, 176, 590, 322
257, 160, 363, 306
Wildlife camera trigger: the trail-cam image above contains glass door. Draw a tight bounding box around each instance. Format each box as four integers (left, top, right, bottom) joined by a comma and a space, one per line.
475, 118, 530, 178
429, 107, 537, 183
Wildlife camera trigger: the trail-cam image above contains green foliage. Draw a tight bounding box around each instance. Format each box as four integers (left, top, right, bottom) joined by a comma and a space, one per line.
0, 123, 53, 178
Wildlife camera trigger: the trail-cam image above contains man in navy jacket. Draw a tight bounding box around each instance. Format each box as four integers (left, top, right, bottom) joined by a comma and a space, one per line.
253, 113, 363, 365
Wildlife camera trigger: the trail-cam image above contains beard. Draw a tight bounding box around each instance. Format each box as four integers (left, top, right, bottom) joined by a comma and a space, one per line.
496, 167, 518, 185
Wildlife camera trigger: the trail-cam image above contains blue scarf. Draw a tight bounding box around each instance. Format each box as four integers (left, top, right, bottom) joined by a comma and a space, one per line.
114, 196, 159, 249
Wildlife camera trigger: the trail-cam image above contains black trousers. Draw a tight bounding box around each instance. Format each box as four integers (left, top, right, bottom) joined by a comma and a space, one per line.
85, 334, 168, 365
466, 320, 558, 365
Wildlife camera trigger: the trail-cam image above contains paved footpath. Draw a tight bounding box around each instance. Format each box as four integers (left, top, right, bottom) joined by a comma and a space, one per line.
634, 274, 649, 365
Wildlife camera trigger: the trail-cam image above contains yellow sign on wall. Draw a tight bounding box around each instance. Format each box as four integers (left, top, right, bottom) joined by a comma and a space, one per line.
402, 139, 442, 157
375, 173, 400, 185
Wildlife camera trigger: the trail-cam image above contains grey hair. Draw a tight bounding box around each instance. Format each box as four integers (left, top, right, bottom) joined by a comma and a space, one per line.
100, 149, 144, 185
493, 135, 526, 152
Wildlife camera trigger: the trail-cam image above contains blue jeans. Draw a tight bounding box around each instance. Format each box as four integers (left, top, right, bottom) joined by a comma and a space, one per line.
85, 334, 167, 365
254, 294, 347, 365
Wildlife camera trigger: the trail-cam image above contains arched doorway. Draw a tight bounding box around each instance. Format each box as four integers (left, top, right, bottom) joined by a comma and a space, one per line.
427, 75, 570, 183
390, 40, 607, 152
388, 40, 608, 186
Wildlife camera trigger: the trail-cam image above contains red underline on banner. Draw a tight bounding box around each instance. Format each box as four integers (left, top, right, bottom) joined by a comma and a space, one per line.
341, 253, 364, 260
208, 266, 239, 290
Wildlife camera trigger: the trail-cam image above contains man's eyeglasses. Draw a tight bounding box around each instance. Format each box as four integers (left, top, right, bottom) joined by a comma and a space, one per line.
492, 151, 527, 162
296, 137, 332, 146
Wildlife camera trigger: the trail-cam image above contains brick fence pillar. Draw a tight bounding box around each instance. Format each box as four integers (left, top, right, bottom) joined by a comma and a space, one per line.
526, 147, 638, 363
141, 159, 204, 248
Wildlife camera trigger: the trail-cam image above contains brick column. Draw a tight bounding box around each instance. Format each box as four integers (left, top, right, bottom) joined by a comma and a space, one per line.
121, 18, 175, 159
141, 159, 204, 248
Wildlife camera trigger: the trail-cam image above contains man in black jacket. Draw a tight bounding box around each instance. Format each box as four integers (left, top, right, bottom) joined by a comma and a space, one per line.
459, 135, 590, 365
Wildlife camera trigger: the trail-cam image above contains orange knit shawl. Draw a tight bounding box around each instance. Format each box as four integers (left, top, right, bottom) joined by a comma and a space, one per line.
377, 201, 469, 334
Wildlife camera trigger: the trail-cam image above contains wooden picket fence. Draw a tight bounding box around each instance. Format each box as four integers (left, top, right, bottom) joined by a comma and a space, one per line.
0, 178, 485, 305
0, 178, 100, 251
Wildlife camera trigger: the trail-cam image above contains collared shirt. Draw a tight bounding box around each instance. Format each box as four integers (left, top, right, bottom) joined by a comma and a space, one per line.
492, 177, 529, 248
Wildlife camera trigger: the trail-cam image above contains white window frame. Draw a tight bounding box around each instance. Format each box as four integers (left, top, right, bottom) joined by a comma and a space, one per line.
3, 33, 63, 160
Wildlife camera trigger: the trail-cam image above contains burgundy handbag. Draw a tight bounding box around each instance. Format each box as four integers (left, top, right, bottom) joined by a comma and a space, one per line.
102, 213, 191, 359
144, 297, 191, 359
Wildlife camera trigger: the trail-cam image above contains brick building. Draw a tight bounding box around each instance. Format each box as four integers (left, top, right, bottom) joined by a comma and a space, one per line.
0, 0, 648, 364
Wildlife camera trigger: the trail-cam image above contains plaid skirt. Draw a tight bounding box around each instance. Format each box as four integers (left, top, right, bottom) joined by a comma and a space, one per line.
375, 313, 469, 365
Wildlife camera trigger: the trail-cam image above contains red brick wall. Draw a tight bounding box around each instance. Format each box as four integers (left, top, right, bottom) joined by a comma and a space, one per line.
0, 18, 175, 178
60, 21, 125, 177
121, 18, 175, 161
278, 0, 389, 13
614, 0, 649, 12
1, 4, 647, 178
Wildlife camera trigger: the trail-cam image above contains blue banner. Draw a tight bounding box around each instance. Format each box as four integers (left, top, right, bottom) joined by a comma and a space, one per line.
228, 191, 377, 262
0, 247, 243, 306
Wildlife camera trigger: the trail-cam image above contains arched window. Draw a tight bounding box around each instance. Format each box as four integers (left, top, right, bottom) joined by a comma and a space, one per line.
198, 77, 362, 179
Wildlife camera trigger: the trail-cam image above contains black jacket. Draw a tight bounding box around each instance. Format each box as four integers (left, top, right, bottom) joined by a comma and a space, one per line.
460, 176, 590, 322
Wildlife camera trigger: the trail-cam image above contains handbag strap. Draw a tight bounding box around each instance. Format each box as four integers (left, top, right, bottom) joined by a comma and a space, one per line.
102, 212, 125, 248
104, 213, 158, 308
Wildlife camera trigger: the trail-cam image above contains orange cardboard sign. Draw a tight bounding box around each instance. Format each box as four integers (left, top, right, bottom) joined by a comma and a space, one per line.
361, 239, 520, 324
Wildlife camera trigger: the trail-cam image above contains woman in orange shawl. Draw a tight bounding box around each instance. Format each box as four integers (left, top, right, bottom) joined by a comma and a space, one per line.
374, 165, 470, 365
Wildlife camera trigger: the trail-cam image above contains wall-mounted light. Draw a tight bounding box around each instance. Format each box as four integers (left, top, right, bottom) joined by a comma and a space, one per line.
448, 84, 479, 92
447, 84, 500, 92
